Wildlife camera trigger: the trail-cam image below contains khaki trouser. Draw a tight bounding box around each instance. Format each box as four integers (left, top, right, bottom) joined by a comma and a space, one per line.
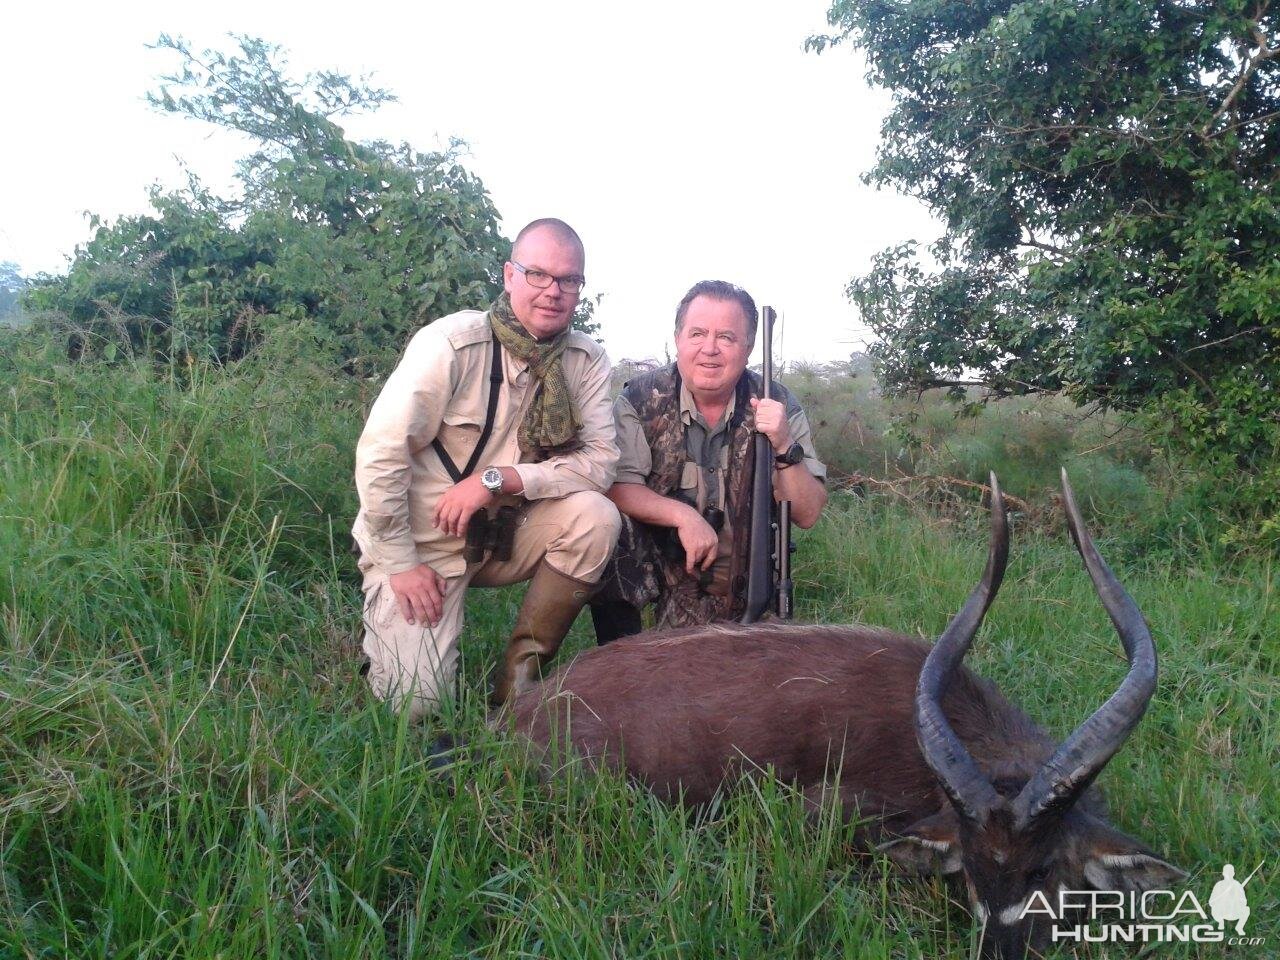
359, 490, 620, 719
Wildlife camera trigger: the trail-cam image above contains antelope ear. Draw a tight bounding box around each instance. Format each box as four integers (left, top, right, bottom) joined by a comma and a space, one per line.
1077, 816, 1187, 891
878, 809, 962, 875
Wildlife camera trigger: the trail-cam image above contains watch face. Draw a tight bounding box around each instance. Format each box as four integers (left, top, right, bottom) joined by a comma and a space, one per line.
482, 468, 502, 490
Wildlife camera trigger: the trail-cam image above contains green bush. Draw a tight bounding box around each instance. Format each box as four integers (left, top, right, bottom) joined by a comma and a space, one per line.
781, 362, 1280, 559
786, 364, 1152, 501
23, 36, 507, 375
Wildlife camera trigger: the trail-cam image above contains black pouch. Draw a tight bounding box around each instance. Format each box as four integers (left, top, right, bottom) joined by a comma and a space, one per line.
464, 511, 492, 565
464, 505, 520, 564
491, 505, 518, 562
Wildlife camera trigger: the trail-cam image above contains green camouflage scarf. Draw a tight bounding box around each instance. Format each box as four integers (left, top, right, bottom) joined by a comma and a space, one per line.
488, 293, 583, 460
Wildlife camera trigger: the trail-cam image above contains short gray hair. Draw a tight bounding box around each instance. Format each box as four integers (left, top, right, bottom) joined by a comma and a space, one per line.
673, 280, 758, 343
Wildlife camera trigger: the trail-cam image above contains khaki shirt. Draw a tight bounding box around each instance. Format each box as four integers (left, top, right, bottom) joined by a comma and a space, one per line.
353, 310, 618, 578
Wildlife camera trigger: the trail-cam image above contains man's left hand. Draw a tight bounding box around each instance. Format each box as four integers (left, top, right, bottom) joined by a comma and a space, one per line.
749, 397, 792, 454
433, 475, 494, 538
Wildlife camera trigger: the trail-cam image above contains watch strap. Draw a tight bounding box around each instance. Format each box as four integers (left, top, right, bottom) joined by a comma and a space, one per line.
775, 442, 804, 467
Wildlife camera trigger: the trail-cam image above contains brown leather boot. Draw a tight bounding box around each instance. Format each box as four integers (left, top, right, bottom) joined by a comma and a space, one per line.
489, 560, 597, 708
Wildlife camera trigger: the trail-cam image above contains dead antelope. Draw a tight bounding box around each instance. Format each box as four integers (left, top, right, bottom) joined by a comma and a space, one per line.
509, 471, 1185, 959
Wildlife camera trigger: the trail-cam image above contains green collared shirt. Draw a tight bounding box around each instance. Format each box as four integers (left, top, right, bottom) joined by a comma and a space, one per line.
613, 378, 826, 513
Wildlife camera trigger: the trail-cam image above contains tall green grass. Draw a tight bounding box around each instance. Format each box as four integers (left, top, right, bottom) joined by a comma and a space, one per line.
782, 361, 1158, 525
2, 332, 1276, 957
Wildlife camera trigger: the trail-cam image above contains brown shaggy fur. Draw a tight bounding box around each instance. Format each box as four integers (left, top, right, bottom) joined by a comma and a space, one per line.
508, 622, 1094, 834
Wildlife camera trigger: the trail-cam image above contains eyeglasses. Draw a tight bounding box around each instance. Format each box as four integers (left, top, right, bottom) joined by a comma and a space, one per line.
512, 260, 585, 295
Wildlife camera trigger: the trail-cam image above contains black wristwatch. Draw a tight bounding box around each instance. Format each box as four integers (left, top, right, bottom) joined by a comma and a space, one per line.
775, 442, 805, 468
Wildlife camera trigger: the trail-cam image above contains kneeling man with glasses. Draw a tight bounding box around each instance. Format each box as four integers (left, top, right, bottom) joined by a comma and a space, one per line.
353, 218, 621, 717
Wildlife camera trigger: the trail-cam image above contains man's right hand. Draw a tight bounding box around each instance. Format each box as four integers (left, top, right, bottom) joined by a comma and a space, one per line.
675, 507, 719, 576
388, 563, 447, 627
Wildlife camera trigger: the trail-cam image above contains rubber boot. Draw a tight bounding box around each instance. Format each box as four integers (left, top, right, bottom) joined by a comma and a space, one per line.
489, 560, 597, 708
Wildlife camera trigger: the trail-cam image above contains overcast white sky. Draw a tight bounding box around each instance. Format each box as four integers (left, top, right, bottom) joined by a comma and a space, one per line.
1, 0, 938, 364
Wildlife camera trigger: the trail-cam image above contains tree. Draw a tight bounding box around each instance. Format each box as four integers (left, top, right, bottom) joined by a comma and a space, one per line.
812, 0, 1280, 535
26, 35, 508, 371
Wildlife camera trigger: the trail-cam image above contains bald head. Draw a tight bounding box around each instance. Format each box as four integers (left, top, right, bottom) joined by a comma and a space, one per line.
512, 218, 585, 266
503, 218, 586, 340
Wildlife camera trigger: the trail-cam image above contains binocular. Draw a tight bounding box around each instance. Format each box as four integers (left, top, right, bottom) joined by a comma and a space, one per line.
680, 489, 724, 535
657, 493, 725, 591
657, 493, 724, 560
464, 505, 519, 564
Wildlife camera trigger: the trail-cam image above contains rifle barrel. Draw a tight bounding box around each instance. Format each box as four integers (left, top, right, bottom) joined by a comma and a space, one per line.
777, 498, 793, 620
740, 306, 778, 624
761, 307, 773, 401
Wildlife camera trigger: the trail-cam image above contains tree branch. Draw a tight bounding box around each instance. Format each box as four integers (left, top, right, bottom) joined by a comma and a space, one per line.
1220, 107, 1280, 135
1201, 3, 1277, 137
901, 377, 1055, 397
1019, 234, 1068, 256
990, 118, 1165, 147
1183, 325, 1265, 353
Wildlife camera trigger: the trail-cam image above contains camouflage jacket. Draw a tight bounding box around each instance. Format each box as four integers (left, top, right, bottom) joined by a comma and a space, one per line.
599, 364, 796, 628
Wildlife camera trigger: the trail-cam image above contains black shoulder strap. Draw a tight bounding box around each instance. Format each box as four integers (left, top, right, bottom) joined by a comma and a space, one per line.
432, 332, 504, 482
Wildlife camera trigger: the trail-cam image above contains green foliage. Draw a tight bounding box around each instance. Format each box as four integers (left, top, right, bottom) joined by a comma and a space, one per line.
24, 35, 507, 373
784, 360, 1158, 532
813, 0, 1280, 542
572, 291, 604, 339
1, 332, 1275, 955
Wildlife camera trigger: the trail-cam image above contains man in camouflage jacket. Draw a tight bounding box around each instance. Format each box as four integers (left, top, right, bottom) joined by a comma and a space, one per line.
591, 281, 827, 639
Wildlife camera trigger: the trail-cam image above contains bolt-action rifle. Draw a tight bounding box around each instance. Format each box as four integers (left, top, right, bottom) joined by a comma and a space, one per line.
740, 305, 793, 624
